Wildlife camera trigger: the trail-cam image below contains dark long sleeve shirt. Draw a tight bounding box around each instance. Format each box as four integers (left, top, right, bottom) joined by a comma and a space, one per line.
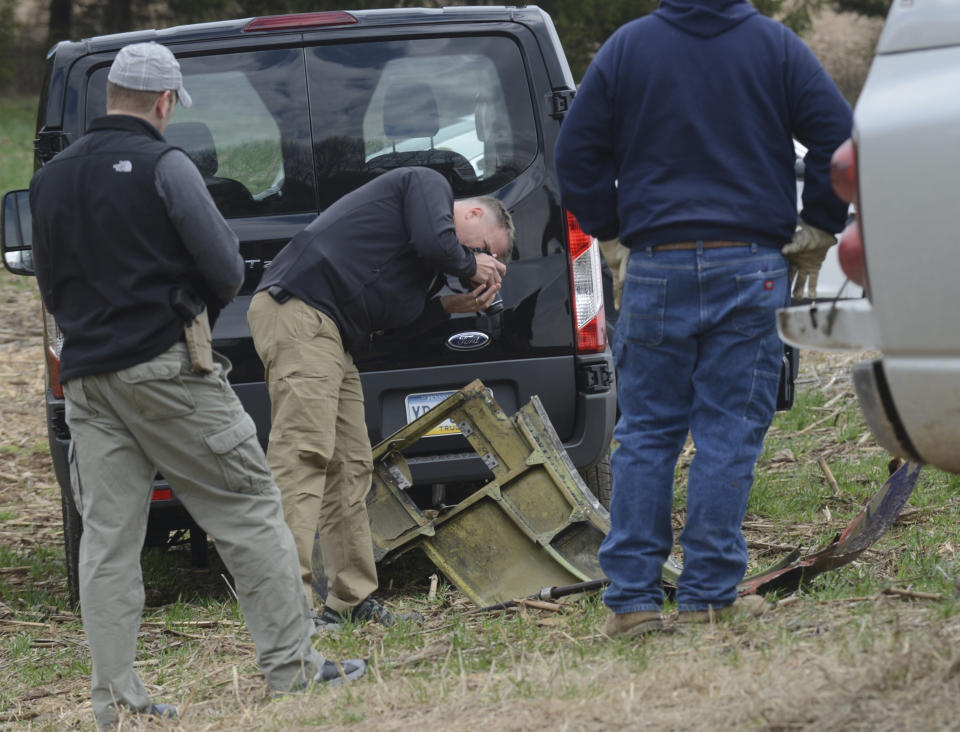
155, 149, 243, 305
259, 167, 477, 355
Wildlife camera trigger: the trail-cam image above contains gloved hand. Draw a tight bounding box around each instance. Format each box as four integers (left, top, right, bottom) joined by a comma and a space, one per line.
781, 219, 836, 299
598, 238, 630, 310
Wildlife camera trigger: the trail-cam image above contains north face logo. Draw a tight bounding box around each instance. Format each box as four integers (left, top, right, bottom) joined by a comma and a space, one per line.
112, 160, 133, 173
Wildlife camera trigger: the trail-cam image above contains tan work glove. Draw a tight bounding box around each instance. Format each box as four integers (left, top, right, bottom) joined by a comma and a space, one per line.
598, 238, 630, 310
781, 219, 836, 299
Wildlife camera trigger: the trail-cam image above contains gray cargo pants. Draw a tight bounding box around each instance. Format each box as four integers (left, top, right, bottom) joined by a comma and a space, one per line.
62, 344, 324, 730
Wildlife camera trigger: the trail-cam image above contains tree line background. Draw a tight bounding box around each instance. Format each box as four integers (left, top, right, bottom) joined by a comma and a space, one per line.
0, 0, 891, 98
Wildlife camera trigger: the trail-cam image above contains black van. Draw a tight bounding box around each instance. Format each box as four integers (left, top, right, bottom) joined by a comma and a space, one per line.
1, 7, 617, 604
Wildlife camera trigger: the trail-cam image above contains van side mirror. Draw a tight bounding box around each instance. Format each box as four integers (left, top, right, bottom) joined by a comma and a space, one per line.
1, 190, 34, 275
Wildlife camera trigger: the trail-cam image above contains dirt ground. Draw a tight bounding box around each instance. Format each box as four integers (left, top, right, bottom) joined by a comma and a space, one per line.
3, 269, 960, 731
0, 273, 55, 559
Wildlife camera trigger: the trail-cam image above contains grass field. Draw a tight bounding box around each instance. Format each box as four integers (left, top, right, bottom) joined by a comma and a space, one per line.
0, 96, 36, 193
2, 95, 960, 730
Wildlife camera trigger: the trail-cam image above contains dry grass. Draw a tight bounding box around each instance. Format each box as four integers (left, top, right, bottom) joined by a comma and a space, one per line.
6, 599, 960, 730
2, 268, 960, 731
804, 7, 886, 104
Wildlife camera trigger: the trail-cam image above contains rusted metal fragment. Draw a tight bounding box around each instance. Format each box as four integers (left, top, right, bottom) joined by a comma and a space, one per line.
364, 380, 615, 606
738, 461, 923, 596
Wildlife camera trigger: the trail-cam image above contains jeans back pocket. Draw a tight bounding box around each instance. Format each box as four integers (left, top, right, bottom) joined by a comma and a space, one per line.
733, 268, 788, 337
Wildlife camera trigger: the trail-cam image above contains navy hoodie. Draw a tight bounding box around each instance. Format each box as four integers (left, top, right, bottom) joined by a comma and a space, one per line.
554, 0, 853, 248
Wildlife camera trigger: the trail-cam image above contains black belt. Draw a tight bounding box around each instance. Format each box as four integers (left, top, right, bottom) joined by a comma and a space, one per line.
267, 285, 292, 304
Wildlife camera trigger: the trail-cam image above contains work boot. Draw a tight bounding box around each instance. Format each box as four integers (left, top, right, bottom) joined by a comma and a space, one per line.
601, 610, 663, 638
676, 594, 769, 624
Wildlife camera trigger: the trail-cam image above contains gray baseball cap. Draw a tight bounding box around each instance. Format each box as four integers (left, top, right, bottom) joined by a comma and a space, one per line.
107, 42, 192, 108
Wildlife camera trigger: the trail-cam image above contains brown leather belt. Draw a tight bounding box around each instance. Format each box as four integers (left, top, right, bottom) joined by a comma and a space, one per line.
651, 241, 751, 252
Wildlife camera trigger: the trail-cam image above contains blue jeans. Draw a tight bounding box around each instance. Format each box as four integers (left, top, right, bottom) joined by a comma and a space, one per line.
599, 242, 789, 613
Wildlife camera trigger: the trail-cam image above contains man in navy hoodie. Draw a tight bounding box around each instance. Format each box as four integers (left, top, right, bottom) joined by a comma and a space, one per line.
555, 0, 852, 636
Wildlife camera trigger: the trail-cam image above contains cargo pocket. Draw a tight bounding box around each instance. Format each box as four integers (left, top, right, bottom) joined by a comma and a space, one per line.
116, 358, 196, 420
621, 276, 667, 346
204, 414, 275, 495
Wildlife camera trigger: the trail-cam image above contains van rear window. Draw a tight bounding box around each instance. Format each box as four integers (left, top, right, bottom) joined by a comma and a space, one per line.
83, 35, 538, 217
307, 35, 538, 207
85, 49, 316, 219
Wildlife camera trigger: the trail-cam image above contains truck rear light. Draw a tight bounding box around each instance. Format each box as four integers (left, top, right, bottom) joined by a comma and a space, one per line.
830, 139, 858, 205
42, 306, 64, 399
838, 221, 866, 287
152, 488, 173, 501
831, 138, 868, 290
564, 211, 606, 354
244, 11, 358, 32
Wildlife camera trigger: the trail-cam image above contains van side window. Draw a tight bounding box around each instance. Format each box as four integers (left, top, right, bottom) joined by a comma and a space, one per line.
85, 49, 316, 218
307, 36, 538, 207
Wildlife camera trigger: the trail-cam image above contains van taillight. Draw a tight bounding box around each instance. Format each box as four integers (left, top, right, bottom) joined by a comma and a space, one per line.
42, 307, 64, 399
244, 11, 358, 32
565, 211, 606, 354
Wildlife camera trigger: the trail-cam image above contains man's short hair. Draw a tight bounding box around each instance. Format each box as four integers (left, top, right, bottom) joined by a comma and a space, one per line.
475, 196, 515, 259
106, 81, 166, 114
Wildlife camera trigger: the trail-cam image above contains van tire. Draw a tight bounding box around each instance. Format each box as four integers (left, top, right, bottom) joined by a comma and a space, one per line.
61, 481, 82, 609
579, 450, 612, 510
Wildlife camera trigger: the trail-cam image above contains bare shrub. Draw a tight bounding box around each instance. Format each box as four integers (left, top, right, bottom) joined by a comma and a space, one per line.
804, 7, 886, 104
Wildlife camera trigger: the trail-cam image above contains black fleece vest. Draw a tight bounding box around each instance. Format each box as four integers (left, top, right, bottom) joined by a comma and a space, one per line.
30, 115, 201, 382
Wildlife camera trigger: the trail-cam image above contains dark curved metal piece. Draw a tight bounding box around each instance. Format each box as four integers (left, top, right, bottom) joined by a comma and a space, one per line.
737, 461, 923, 596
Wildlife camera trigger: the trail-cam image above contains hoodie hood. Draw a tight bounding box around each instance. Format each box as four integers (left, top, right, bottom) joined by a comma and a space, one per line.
654, 0, 757, 38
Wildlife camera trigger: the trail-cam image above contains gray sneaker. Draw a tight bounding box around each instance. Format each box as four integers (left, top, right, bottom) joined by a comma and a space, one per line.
146, 703, 177, 720
314, 658, 366, 686
103, 703, 178, 730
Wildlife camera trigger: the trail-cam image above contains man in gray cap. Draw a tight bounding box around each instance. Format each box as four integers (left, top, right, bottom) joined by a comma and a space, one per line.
29, 41, 365, 731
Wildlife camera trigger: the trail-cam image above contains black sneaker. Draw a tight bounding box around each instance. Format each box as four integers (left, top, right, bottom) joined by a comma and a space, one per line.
314, 605, 349, 630
315, 596, 422, 629
314, 658, 366, 686
350, 596, 397, 625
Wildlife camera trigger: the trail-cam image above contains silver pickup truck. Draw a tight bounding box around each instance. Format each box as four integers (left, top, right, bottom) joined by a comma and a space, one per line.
778, 0, 960, 474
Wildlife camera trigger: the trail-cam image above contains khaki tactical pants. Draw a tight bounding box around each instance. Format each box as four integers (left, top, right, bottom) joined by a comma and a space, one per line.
247, 292, 378, 614
63, 344, 324, 731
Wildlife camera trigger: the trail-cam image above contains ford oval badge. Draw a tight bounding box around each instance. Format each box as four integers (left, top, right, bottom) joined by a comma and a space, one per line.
446, 331, 491, 351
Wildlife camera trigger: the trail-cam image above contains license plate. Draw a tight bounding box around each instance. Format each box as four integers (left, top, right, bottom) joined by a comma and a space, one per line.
404, 390, 461, 437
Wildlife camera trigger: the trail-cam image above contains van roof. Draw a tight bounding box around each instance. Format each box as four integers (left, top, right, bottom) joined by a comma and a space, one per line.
64, 6, 540, 52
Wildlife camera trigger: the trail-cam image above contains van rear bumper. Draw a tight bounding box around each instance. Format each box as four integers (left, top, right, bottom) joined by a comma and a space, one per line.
355, 352, 616, 485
